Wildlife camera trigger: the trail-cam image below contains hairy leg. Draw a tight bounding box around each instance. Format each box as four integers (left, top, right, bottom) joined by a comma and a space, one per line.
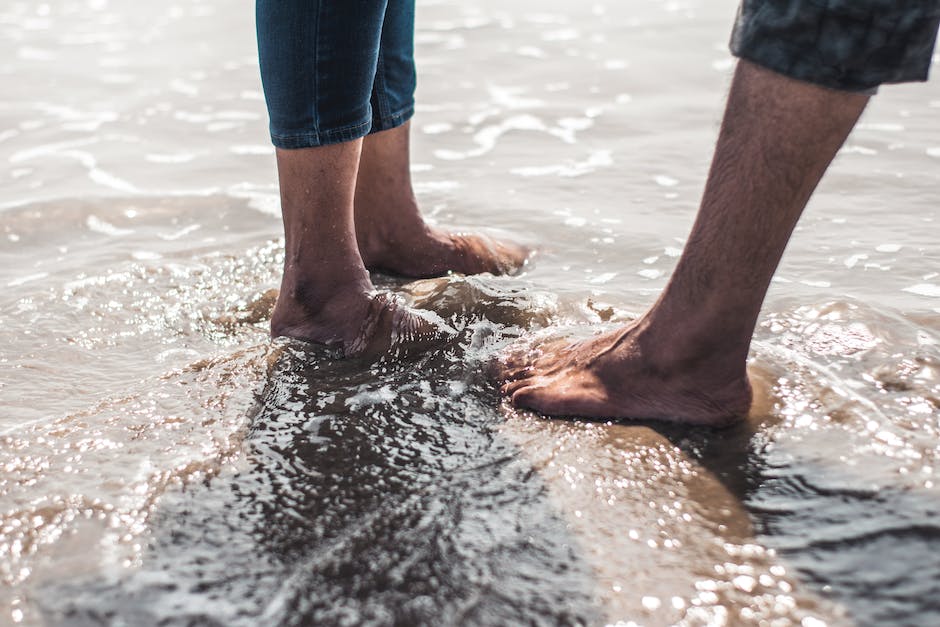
270, 142, 442, 357
501, 60, 870, 425
355, 122, 530, 277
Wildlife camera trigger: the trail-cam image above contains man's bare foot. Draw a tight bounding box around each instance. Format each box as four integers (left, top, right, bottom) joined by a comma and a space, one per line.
271, 283, 451, 358
358, 223, 531, 278
498, 323, 752, 426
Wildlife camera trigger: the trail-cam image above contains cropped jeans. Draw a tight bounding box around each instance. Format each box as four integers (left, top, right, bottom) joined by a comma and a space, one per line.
256, 0, 416, 149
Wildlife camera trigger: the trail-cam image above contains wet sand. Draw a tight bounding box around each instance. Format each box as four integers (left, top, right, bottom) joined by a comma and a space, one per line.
2, 0, 940, 625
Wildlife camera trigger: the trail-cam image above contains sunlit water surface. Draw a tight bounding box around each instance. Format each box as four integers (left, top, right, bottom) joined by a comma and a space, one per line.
1, 0, 939, 625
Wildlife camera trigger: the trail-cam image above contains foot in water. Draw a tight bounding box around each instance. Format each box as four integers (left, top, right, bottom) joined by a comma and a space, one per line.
498, 322, 752, 426
270, 281, 452, 359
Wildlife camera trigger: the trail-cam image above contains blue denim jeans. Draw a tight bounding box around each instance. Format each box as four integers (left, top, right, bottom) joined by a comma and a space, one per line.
256, 0, 416, 149
731, 0, 940, 92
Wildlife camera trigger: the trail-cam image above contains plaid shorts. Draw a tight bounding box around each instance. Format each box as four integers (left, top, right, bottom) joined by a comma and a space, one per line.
730, 0, 940, 92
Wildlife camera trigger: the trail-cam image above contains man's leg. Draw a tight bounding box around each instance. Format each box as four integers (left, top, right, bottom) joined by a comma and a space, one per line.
355, 122, 530, 277
501, 60, 869, 425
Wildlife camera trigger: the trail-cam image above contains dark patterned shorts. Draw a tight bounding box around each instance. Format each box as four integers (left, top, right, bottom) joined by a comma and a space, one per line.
730, 0, 940, 92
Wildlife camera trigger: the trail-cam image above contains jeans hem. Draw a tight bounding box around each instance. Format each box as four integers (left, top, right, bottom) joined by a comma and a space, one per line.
369, 104, 415, 134
270, 117, 374, 149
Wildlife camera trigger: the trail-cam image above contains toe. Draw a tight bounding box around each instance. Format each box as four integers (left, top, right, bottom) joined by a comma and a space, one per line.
502, 364, 534, 381
450, 234, 493, 275
501, 376, 534, 396
489, 343, 537, 384
510, 383, 549, 410
450, 233, 530, 276
496, 239, 532, 273
511, 376, 611, 418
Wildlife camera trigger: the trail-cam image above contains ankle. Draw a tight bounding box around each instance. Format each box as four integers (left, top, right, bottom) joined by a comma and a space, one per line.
271, 292, 371, 347
357, 211, 435, 259
626, 318, 754, 419
632, 310, 751, 382
280, 266, 370, 303
273, 264, 372, 327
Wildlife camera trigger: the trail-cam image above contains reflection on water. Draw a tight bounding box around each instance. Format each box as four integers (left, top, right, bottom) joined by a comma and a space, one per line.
2, 0, 940, 625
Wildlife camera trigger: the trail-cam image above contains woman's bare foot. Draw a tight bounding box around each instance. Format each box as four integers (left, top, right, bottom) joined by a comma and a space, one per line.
498, 323, 752, 426
358, 223, 531, 278
355, 122, 530, 278
271, 284, 451, 358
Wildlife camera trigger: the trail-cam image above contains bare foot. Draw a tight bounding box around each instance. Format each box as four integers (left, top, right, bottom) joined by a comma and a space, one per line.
498, 324, 752, 426
271, 285, 452, 358
354, 122, 530, 278
359, 224, 531, 278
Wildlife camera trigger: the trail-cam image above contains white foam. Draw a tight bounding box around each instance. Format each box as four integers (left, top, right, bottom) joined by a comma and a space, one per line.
10, 137, 99, 163
346, 385, 397, 410
229, 145, 273, 156
589, 272, 617, 284
86, 215, 133, 236
903, 284, 940, 298
857, 122, 905, 132
435, 114, 546, 160
422, 123, 453, 135
157, 224, 201, 241
7, 272, 49, 287
511, 150, 612, 178
89, 167, 139, 193
843, 254, 868, 269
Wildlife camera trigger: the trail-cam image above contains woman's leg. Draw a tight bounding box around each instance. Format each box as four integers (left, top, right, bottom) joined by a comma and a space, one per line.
257, 0, 429, 353
353, 0, 530, 278
268, 142, 375, 349
355, 123, 531, 277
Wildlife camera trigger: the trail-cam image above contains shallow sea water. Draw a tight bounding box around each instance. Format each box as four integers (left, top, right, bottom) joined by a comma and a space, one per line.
1, 0, 939, 625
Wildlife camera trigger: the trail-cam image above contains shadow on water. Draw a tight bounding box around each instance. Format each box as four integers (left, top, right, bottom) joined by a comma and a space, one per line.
40, 276, 601, 627
38, 277, 940, 626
